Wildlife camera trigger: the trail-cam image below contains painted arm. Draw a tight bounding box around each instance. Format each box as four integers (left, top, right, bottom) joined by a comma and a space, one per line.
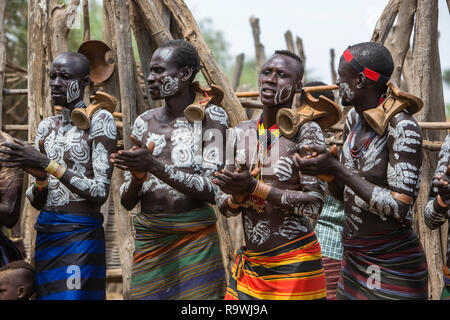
115, 105, 229, 205
27, 111, 117, 207
424, 133, 450, 230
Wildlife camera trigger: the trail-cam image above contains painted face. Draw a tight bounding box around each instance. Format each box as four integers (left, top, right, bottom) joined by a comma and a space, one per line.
337, 56, 358, 106
258, 54, 300, 107
147, 47, 184, 100
49, 55, 86, 108
0, 271, 20, 300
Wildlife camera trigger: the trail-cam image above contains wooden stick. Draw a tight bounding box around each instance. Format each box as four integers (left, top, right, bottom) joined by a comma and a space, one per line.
330, 48, 337, 86
0, 0, 6, 130
371, 0, 400, 44
249, 16, 266, 73
82, 0, 90, 42
284, 30, 295, 53
230, 53, 244, 91
3, 88, 28, 95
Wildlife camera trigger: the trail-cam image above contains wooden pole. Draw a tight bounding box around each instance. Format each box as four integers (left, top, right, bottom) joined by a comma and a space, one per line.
49, 0, 80, 58
129, 0, 160, 111
296, 36, 306, 83
161, 0, 248, 127
230, 53, 244, 91
0, 0, 6, 131
371, 0, 400, 44
25, 0, 53, 263
382, 0, 417, 86
82, 0, 90, 42
284, 30, 295, 53
249, 16, 266, 74
329, 48, 337, 86
410, 0, 447, 300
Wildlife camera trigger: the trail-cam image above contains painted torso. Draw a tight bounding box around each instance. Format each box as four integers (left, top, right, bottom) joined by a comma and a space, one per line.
223, 119, 326, 252
121, 104, 229, 214
341, 108, 422, 238
27, 105, 117, 214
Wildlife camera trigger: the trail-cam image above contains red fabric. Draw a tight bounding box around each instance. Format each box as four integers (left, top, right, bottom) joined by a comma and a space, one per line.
322, 257, 342, 300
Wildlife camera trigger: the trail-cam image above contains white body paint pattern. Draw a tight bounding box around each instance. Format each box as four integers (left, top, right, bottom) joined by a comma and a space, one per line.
244, 215, 271, 245
423, 133, 450, 268
274, 84, 293, 105
121, 106, 228, 204
341, 110, 422, 236
274, 216, 308, 240
274, 157, 293, 181
338, 82, 355, 103
27, 108, 116, 207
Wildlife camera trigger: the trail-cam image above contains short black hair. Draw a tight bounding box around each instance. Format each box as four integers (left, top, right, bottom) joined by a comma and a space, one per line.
273, 50, 304, 81
0, 260, 35, 299
345, 42, 393, 93
159, 40, 201, 82
54, 51, 90, 78
304, 81, 335, 101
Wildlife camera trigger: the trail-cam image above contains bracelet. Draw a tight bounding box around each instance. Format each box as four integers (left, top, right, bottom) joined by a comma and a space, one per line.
436, 194, 449, 208
391, 192, 413, 205
251, 180, 271, 200
34, 179, 48, 191
45, 160, 66, 179
227, 196, 241, 210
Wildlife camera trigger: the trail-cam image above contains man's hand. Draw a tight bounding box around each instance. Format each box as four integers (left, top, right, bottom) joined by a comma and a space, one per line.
110, 135, 156, 175
212, 163, 260, 203
434, 165, 450, 203
0, 138, 50, 171
293, 144, 339, 177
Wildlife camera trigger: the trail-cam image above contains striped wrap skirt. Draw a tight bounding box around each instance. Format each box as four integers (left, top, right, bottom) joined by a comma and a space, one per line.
336, 228, 428, 300
224, 232, 326, 300
34, 211, 106, 300
130, 206, 226, 300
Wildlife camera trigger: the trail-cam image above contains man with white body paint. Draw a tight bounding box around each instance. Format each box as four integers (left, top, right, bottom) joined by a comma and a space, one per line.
213, 50, 327, 300
110, 40, 227, 300
297, 42, 428, 300
0, 52, 117, 299
424, 134, 450, 299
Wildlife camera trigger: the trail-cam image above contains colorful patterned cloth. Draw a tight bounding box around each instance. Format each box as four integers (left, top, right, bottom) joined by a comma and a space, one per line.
442, 266, 450, 300
131, 206, 225, 300
315, 194, 345, 261
224, 232, 326, 300
34, 211, 106, 300
337, 228, 428, 300
322, 257, 341, 300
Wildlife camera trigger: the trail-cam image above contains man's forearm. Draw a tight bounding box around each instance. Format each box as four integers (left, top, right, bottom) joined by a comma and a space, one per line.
120, 174, 144, 211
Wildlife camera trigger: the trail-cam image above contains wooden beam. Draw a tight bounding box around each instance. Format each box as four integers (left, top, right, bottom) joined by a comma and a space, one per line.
3, 88, 28, 96
0, 0, 6, 130
230, 53, 244, 91
329, 48, 337, 86
296, 36, 306, 82
249, 16, 266, 74
284, 30, 295, 53
49, 0, 80, 58
410, 0, 447, 300
371, 0, 400, 44
161, 0, 248, 127
82, 0, 90, 42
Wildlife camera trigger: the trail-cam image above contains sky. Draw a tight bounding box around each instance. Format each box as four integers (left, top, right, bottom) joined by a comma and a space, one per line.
184, 0, 450, 103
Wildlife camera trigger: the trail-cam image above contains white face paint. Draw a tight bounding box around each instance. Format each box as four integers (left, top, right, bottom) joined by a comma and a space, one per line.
274, 84, 293, 105
338, 82, 355, 103
67, 80, 81, 103
160, 76, 179, 98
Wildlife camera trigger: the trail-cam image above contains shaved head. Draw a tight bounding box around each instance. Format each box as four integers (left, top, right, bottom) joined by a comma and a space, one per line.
52, 52, 90, 78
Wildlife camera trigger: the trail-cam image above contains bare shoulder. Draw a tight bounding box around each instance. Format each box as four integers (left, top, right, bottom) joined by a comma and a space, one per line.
204, 104, 229, 128
388, 111, 422, 136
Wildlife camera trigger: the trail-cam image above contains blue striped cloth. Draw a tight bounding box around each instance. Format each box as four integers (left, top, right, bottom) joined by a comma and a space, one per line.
34, 211, 106, 300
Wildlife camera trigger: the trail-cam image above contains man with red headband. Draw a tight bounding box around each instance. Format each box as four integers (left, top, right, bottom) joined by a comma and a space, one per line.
296, 42, 428, 300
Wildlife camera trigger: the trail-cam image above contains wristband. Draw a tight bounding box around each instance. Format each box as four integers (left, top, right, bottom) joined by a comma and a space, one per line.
34, 179, 48, 191
251, 180, 271, 200
45, 160, 66, 179
227, 196, 241, 210
391, 192, 413, 205
436, 194, 449, 208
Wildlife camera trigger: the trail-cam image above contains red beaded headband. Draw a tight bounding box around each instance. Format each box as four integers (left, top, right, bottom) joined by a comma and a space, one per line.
343, 48, 390, 84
